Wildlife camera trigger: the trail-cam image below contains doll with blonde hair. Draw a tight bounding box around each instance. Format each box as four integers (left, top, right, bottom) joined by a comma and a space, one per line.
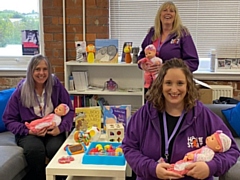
138, 44, 162, 88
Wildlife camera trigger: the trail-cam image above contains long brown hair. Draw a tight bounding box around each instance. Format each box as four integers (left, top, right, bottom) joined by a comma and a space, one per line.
146, 58, 199, 112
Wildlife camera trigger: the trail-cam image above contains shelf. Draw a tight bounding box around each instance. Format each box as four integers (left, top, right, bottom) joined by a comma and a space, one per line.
64, 59, 145, 106
66, 61, 138, 67
68, 89, 143, 96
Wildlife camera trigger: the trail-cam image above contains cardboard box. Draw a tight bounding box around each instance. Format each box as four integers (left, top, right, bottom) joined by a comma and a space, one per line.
194, 79, 213, 104
194, 79, 233, 104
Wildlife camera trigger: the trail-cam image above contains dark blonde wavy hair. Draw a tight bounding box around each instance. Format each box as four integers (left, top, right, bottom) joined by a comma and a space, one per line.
146, 58, 199, 112
152, 1, 189, 41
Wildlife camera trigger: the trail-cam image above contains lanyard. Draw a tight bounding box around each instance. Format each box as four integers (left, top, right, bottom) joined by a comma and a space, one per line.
163, 110, 185, 161
156, 38, 162, 56
34, 91, 47, 117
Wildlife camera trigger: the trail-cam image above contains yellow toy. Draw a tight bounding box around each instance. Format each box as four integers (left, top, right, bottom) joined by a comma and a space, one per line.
73, 126, 101, 145
123, 45, 132, 63
86, 44, 95, 63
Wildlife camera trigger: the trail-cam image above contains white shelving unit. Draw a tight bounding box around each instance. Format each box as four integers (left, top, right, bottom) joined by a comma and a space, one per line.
64, 61, 144, 109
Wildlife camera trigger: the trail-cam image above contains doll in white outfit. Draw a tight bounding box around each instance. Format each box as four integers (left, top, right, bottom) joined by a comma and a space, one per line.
25, 103, 69, 133
138, 44, 162, 88
168, 130, 232, 175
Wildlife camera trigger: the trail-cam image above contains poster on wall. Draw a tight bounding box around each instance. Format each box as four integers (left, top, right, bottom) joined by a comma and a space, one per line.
21, 30, 39, 55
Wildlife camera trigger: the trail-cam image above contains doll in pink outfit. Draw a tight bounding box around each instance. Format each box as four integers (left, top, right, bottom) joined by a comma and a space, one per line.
25, 103, 69, 133
168, 130, 232, 175
138, 44, 162, 88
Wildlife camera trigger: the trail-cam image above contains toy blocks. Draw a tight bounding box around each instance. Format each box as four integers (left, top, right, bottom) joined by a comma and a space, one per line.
106, 123, 124, 142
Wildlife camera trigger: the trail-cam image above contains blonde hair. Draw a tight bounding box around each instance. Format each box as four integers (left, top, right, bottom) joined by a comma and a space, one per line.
153, 1, 189, 41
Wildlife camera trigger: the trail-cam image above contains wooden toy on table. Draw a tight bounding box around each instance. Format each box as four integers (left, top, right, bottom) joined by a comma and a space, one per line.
106, 123, 124, 142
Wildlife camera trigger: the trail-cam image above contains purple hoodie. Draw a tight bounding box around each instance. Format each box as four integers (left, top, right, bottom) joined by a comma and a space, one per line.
122, 101, 240, 180
3, 76, 74, 136
138, 27, 199, 72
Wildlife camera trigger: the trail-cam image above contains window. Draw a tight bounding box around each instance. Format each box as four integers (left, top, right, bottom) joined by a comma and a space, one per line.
110, 0, 240, 71
0, 0, 43, 70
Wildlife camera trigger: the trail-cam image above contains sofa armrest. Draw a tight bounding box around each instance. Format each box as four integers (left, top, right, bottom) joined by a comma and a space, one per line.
204, 104, 238, 137
219, 161, 240, 180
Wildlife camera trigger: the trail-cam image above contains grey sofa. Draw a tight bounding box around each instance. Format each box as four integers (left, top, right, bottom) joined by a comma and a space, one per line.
205, 104, 240, 180
0, 131, 28, 180
0, 87, 28, 180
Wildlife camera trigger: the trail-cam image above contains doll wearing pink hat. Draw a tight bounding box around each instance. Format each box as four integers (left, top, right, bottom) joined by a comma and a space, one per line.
138, 44, 162, 88
168, 130, 232, 175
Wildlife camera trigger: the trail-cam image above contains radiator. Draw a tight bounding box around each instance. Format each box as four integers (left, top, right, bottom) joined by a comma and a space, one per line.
210, 85, 233, 100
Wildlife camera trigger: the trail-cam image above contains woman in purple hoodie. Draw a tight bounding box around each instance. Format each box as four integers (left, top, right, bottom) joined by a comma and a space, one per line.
3, 54, 74, 180
138, 1, 199, 94
122, 58, 239, 180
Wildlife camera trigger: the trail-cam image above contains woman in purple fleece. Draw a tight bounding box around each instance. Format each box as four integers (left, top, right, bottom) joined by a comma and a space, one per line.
122, 58, 240, 180
138, 1, 199, 94
3, 54, 74, 180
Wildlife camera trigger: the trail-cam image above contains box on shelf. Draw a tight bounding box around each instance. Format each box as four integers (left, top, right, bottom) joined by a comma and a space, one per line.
106, 123, 124, 142
82, 142, 125, 166
194, 79, 233, 104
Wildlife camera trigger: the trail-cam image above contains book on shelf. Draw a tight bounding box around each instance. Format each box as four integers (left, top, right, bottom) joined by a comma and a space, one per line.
72, 95, 98, 109
75, 106, 102, 130
72, 71, 88, 91
102, 105, 131, 132
95, 39, 118, 63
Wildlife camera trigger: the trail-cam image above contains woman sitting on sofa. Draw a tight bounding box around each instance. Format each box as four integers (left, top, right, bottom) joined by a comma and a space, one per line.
3, 54, 74, 180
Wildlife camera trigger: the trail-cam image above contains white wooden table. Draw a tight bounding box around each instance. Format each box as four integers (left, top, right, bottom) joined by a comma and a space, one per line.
46, 130, 128, 180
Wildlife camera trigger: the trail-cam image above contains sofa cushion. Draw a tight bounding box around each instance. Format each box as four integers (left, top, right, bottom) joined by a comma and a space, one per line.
0, 146, 28, 180
219, 162, 240, 180
222, 103, 240, 137
0, 88, 15, 132
0, 131, 17, 146
204, 104, 238, 137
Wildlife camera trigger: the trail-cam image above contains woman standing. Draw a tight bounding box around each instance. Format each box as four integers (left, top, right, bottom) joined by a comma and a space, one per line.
138, 1, 199, 93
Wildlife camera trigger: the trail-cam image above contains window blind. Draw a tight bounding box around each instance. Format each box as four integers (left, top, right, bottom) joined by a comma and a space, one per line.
110, 0, 240, 59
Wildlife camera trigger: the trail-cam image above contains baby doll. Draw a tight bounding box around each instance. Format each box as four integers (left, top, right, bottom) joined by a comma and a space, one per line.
168, 130, 232, 175
138, 44, 162, 88
25, 103, 69, 133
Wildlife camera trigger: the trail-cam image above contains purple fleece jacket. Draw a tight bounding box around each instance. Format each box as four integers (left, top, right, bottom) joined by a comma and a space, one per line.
122, 101, 240, 180
3, 76, 74, 136
138, 27, 199, 72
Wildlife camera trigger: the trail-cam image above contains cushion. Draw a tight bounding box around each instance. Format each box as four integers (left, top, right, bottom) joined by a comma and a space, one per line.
0, 88, 15, 132
222, 102, 240, 137
0, 131, 17, 146
0, 146, 28, 180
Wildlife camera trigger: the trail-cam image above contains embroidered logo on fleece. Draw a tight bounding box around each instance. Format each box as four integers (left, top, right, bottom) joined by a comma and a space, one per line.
170, 38, 180, 44
187, 136, 203, 148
